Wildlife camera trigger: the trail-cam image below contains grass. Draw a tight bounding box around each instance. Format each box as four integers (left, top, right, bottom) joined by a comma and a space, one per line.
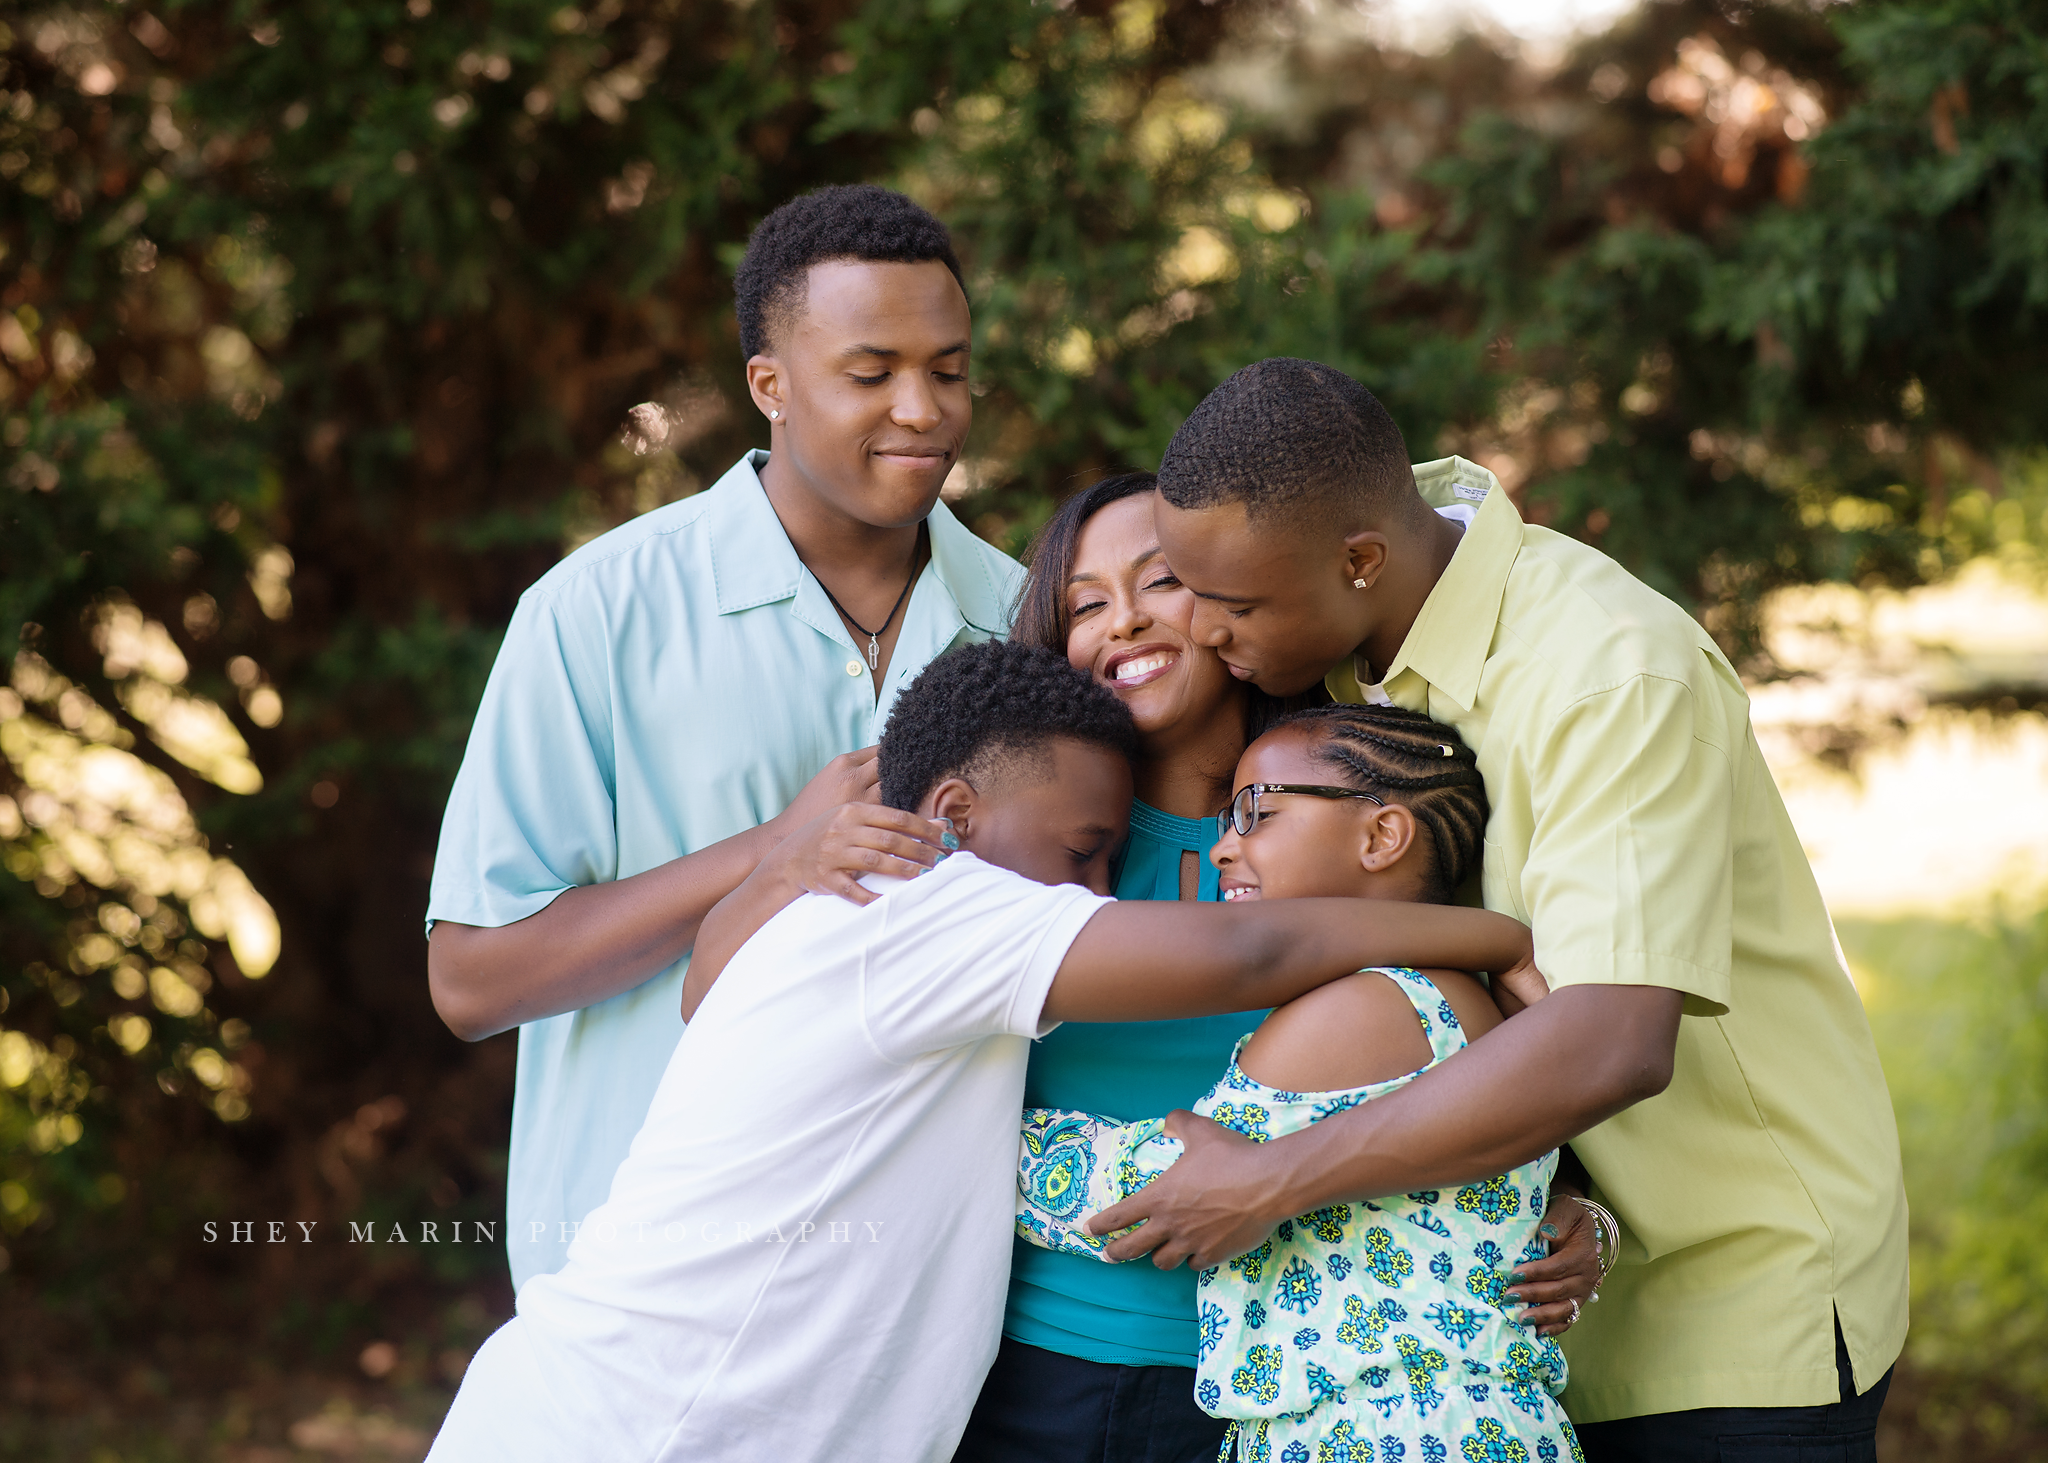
1842, 905, 2048, 1461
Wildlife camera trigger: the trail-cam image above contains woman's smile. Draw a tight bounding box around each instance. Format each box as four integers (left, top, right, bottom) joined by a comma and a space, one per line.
1104, 645, 1181, 689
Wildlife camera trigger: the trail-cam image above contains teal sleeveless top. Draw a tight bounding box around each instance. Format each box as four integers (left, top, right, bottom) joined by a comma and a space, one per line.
1002, 798, 1268, 1368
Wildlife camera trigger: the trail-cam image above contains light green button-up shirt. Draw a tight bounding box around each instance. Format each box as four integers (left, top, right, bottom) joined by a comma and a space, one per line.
1331, 458, 1909, 1422
428, 452, 1022, 1288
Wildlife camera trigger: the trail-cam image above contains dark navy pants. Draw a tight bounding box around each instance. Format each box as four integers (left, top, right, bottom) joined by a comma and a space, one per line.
955, 1326, 1889, 1463
953, 1336, 1229, 1463
1576, 1322, 1890, 1463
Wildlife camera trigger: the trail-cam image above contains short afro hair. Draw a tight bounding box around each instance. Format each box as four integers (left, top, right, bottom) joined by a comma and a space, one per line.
734, 184, 966, 360
879, 640, 1137, 813
1156, 358, 1417, 534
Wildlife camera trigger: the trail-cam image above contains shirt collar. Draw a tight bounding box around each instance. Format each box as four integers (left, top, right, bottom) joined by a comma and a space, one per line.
1379, 456, 1523, 713
706, 452, 805, 615
705, 450, 1009, 634
924, 495, 1012, 635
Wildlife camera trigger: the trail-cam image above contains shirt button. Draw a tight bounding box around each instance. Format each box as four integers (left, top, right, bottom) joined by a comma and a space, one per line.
845, 660, 863, 677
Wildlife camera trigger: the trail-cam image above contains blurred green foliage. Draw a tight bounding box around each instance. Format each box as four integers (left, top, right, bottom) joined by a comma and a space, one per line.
1, 0, 2046, 1446
1843, 909, 2048, 1459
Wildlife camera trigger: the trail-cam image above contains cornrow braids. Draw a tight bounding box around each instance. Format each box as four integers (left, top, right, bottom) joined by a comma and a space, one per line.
1270, 703, 1488, 904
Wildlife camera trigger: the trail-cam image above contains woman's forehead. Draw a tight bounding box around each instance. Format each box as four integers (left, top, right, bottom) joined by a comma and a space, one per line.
1070, 494, 1163, 575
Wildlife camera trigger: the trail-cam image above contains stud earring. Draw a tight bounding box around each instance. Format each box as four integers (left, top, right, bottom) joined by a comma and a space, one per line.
1352, 578, 1369, 589
769, 409, 780, 420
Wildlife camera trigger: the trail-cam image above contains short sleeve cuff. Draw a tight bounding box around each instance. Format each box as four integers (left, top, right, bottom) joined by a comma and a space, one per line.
1535, 944, 1731, 1017
1006, 889, 1115, 1039
423, 882, 574, 939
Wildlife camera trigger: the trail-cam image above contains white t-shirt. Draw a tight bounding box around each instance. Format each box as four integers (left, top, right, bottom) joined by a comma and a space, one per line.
429, 852, 1110, 1463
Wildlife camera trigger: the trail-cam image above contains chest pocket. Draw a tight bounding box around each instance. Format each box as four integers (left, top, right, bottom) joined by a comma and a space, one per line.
1481, 837, 1529, 923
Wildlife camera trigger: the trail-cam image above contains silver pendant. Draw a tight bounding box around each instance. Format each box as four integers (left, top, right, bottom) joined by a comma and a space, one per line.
866, 635, 880, 670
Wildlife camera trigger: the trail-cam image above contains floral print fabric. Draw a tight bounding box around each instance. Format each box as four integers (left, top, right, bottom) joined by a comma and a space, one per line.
1016, 966, 1583, 1463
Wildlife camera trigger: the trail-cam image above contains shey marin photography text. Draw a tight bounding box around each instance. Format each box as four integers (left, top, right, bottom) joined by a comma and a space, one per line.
200, 1217, 890, 1246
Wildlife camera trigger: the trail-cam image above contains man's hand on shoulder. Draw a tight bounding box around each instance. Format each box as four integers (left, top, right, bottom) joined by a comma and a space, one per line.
765, 802, 951, 908
681, 800, 950, 1019
431, 748, 920, 1040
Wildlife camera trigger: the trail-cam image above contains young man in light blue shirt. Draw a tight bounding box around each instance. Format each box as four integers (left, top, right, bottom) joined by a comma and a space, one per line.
426, 186, 1021, 1288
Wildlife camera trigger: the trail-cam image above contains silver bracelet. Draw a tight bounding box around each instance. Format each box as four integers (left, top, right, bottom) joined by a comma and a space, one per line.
1567, 1195, 1621, 1298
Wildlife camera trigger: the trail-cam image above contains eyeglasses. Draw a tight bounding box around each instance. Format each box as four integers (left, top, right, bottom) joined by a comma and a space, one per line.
1217, 783, 1385, 841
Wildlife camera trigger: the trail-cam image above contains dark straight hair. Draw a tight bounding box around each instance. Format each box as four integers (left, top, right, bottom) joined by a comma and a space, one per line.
1010, 472, 1330, 744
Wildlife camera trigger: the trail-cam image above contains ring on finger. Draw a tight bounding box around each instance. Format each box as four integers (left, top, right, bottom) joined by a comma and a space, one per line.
1566, 1297, 1580, 1326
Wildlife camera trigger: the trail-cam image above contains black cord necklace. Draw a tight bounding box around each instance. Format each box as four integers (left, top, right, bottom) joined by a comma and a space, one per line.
817, 533, 922, 671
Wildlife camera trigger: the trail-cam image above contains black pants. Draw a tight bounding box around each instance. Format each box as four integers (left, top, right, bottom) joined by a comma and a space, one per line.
1576, 1322, 1891, 1463
952, 1336, 1229, 1463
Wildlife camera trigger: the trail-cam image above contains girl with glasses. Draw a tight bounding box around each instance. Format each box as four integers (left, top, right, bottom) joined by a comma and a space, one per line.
1015, 703, 1598, 1463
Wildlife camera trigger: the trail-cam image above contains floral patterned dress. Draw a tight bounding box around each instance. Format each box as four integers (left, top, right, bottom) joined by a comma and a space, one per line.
1016, 966, 1583, 1463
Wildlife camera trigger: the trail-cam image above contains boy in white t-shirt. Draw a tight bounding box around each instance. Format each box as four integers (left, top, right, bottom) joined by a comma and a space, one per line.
428, 641, 1536, 1463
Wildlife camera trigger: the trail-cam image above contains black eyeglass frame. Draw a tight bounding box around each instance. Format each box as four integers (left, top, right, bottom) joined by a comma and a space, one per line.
1218, 782, 1386, 841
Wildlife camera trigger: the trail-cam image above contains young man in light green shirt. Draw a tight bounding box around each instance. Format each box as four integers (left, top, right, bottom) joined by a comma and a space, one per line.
1093, 358, 1908, 1459
426, 187, 1010, 1287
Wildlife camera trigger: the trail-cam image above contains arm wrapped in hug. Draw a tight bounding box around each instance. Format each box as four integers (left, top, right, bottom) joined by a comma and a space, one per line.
1015, 1108, 1185, 1260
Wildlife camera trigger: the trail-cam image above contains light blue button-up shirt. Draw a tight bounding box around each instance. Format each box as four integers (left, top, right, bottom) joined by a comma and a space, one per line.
427, 451, 1022, 1288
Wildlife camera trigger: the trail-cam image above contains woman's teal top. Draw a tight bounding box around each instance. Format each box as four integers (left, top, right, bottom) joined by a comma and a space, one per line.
1001, 799, 1267, 1368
